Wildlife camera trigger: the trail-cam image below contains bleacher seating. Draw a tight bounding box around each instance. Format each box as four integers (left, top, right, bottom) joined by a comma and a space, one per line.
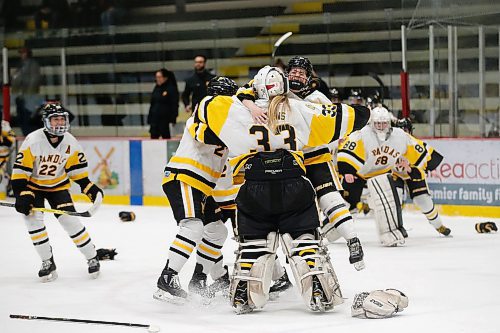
3, 0, 500, 136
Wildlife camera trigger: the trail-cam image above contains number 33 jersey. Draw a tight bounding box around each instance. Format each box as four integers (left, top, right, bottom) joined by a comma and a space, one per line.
191, 95, 348, 161
337, 126, 429, 180
12, 129, 89, 192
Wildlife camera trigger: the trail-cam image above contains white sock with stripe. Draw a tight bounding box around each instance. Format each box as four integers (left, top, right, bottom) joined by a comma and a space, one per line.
168, 218, 203, 272
24, 212, 53, 261
59, 215, 97, 260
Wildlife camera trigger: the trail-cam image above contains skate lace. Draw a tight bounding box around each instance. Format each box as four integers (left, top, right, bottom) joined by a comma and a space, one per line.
234, 282, 248, 305
41, 259, 52, 270
169, 274, 182, 289
348, 238, 361, 256
88, 258, 98, 267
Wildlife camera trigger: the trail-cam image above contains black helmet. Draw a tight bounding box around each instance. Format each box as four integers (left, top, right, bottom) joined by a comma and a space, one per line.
286, 56, 313, 94
207, 76, 239, 96
41, 101, 70, 136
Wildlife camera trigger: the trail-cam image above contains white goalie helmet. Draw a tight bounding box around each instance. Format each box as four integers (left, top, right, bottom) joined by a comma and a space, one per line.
370, 106, 393, 141
253, 66, 288, 100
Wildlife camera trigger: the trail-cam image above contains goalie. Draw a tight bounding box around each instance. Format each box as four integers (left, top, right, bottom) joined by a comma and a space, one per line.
337, 107, 451, 246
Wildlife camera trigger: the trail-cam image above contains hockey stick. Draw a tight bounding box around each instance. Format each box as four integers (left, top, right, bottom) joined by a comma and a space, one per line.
271, 31, 293, 64
10, 314, 160, 332
0, 192, 103, 217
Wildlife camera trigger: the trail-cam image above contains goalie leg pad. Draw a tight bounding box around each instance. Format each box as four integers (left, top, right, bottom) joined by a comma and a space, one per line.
230, 232, 279, 312
352, 289, 409, 319
280, 232, 343, 311
367, 174, 407, 247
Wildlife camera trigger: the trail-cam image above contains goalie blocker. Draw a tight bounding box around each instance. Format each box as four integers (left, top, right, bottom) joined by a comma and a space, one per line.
367, 174, 407, 246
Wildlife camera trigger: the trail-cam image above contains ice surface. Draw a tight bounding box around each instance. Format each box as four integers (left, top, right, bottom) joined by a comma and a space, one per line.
1, 203, 499, 333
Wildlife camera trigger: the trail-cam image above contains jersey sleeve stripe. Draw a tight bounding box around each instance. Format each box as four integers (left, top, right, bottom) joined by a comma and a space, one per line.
13, 164, 33, 172
65, 162, 88, 173
340, 149, 365, 165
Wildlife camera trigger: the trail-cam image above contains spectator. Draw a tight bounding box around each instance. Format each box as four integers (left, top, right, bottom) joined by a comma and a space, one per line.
330, 87, 341, 103
348, 88, 364, 105
99, 0, 126, 27
181, 55, 215, 113
34, 0, 69, 31
11, 48, 42, 136
147, 69, 179, 139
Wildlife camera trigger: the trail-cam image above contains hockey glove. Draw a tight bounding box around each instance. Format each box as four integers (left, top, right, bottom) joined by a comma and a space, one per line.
83, 182, 103, 203
475, 222, 498, 233
96, 248, 118, 260
15, 190, 35, 215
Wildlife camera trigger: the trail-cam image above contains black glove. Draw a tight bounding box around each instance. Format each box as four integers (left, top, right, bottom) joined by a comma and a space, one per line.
83, 182, 103, 203
15, 190, 35, 215
475, 222, 498, 233
96, 248, 118, 260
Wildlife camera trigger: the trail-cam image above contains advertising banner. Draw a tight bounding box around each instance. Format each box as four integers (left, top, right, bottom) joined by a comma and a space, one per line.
426, 139, 500, 206
73, 140, 130, 196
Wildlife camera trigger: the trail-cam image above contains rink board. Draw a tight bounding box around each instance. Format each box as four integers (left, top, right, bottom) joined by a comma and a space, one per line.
1, 137, 499, 217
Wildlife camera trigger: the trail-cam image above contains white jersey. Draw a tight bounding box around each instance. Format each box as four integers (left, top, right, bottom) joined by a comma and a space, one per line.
163, 116, 229, 195
337, 126, 427, 179
12, 128, 89, 192
192, 95, 348, 160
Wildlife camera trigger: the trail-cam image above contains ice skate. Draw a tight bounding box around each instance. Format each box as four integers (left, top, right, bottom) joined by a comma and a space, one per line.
87, 256, 100, 279
309, 275, 331, 312
38, 257, 57, 282
437, 225, 452, 237
269, 270, 292, 299
188, 264, 214, 298
347, 237, 365, 271
208, 266, 230, 295
232, 280, 253, 314
154, 267, 188, 304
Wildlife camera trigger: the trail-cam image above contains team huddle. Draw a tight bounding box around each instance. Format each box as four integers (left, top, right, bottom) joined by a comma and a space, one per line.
9, 56, 454, 319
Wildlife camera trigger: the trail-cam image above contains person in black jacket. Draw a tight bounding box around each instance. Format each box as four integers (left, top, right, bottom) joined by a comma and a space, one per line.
148, 68, 179, 139
181, 55, 215, 114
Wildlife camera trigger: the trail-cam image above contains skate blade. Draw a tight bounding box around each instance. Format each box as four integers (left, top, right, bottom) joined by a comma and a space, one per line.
234, 303, 253, 315
89, 271, 100, 279
40, 271, 58, 283
153, 289, 187, 305
353, 260, 365, 271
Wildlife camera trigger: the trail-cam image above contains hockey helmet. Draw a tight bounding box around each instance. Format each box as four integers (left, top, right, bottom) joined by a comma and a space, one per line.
207, 76, 239, 96
42, 101, 70, 136
286, 56, 313, 94
370, 106, 393, 141
253, 66, 288, 100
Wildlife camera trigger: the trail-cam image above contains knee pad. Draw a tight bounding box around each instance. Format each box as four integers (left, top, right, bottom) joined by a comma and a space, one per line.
319, 191, 356, 241
179, 218, 204, 244
280, 232, 343, 311
230, 232, 279, 310
367, 174, 407, 247
58, 214, 83, 235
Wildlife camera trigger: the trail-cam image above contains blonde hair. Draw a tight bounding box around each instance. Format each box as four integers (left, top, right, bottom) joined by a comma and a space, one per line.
267, 95, 290, 134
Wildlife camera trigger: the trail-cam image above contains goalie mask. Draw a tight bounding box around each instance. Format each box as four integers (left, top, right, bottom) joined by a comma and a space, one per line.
370, 107, 392, 141
207, 76, 239, 96
286, 56, 313, 95
253, 66, 288, 100
42, 102, 70, 136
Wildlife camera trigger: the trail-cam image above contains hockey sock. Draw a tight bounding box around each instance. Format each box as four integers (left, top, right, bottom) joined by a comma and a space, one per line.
196, 220, 227, 275
413, 194, 443, 229
25, 212, 52, 261
59, 215, 97, 260
319, 191, 356, 239
168, 218, 203, 272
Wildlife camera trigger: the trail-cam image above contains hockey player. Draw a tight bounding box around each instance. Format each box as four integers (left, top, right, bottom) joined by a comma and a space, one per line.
0, 120, 15, 190
154, 77, 238, 303
11, 102, 103, 281
188, 66, 362, 313
236, 57, 368, 294
337, 107, 451, 246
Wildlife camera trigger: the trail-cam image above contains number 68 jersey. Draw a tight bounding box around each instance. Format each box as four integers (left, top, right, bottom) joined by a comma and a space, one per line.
337, 126, 429, 180
12, 128, 89, 192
